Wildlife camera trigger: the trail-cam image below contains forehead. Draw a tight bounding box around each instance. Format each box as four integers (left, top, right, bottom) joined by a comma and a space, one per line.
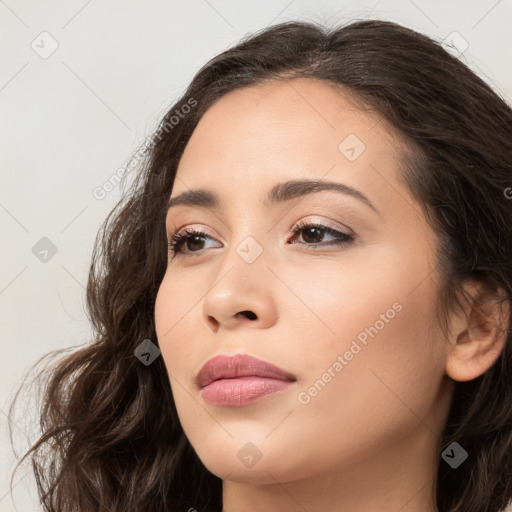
172, 78, 414, 224
180, 78, 396, 164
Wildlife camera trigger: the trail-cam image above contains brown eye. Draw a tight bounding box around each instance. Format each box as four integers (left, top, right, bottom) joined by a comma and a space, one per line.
289, 221, 354, 248
299, 226, 325, 244
168, 228, 219, 258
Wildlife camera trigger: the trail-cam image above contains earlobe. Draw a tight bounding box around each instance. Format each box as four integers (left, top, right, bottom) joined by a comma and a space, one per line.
445, 282, 510, 382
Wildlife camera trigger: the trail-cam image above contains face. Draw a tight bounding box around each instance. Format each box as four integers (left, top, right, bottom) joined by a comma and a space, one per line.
154, 78, 454, 486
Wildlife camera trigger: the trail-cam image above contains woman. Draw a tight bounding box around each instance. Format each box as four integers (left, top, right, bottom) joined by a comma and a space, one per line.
9, 18, 512, 512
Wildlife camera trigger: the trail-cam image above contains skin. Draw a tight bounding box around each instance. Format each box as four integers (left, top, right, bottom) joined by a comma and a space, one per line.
154, 78, 507, 512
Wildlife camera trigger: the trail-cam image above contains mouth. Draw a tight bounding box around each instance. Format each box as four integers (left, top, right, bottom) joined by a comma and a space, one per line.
195, 353, 297, 407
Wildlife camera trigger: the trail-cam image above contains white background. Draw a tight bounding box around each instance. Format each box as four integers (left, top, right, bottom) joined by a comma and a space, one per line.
1, 1, 511, 510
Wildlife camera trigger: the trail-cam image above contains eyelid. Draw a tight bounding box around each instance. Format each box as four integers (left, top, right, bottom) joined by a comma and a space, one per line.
169, 223, 219, 240
292, 216, 353, 237
168, 216, 352, 240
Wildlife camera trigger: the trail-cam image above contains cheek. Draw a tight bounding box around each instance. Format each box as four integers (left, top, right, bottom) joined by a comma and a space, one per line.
286, 287, 445, 473
288, 249, 445, 426
154, 277, 205, 438
154, 274, 198, 380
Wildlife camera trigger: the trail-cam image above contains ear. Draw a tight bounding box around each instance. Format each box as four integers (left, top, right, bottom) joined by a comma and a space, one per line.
445, 280, 510, 382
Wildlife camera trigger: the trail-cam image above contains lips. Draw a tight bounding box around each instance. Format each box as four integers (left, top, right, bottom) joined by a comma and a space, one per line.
195, 353, 296, 389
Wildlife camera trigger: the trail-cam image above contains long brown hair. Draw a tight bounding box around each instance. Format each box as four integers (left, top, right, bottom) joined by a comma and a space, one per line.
9, 19, 512, 512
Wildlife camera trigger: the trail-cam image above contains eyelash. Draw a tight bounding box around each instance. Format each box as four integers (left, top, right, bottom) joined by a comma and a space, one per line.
167, 220, 354, 259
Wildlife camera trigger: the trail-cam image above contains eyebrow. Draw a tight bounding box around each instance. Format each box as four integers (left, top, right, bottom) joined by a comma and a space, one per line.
167, 179, 381, 217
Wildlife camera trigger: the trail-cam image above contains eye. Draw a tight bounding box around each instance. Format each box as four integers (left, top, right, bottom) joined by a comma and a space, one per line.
287, 220, 354, 250
168, 227, 220, 258
167, 221, 354, 259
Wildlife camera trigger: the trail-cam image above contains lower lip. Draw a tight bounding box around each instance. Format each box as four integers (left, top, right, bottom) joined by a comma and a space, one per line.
200, 376, 296, 407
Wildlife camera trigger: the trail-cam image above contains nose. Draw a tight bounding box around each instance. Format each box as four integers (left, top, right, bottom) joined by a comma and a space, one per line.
201, 244, 278, 333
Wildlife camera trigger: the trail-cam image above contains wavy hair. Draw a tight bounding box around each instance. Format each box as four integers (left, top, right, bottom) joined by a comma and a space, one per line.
9, 18, 512, 512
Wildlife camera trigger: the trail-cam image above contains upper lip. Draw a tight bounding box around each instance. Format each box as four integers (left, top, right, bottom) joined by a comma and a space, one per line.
195, 353, 296, 388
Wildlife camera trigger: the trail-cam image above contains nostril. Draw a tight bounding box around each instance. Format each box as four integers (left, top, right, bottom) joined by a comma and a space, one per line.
237, 310, 257, 320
